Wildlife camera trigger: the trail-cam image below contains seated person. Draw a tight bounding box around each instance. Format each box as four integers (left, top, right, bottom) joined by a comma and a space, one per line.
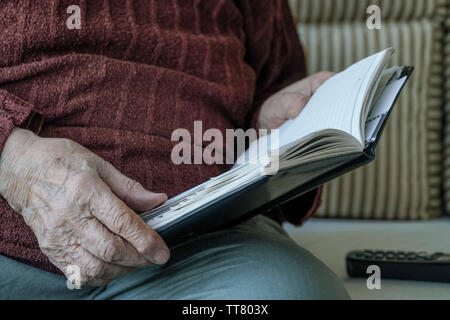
0, 0, 348, 299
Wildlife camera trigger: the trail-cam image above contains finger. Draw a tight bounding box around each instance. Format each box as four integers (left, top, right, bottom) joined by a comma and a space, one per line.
96, 159, 167, 212
72, 214, 153, 268
89, 178, 170, 265
309, 71, 335, 94
286, 94, 310, 119
279, 72, 335, 122
277, 92, 310, 122
61, 247, 137, 287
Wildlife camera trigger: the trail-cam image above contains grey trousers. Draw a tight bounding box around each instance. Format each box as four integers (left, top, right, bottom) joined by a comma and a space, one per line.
0, 216, 349, 300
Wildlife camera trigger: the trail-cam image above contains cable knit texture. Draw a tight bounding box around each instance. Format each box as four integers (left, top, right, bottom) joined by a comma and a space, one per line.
0, 0, 320, 274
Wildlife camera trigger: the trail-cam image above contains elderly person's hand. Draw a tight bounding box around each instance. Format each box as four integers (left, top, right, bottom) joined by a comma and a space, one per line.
0, 128, 170, 287
258, 72, 335, 130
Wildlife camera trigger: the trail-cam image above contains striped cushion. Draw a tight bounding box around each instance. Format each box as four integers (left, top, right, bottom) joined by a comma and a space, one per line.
289, 0, 446, 23
290, 0, 444, 219
443, 7, 450, 213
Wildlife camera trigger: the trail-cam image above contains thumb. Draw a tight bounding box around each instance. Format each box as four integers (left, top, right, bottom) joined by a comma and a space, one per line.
280, 92, 310, 121
96, 160, 167, 212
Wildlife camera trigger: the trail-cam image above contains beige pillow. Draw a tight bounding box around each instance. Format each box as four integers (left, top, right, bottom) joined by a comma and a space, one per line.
290, 0, 444, 219
443, 8, 450, 213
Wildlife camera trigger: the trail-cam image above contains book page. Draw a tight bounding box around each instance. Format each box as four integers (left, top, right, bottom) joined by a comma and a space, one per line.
278, 49, 392, 148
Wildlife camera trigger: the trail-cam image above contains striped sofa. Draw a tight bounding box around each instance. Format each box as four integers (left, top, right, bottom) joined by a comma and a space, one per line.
287, 0, 448, 220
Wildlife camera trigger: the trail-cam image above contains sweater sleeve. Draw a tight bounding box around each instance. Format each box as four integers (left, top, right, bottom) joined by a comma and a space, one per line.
237, 0, 322, 226
236, 0, 307, 128
0, 89, 44, 154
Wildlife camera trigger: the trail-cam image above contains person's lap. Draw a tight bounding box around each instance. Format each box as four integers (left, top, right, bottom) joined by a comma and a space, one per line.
0, 215, 349, 300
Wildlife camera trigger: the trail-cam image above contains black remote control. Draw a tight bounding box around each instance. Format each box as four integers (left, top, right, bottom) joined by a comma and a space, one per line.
346, 249, 450, 283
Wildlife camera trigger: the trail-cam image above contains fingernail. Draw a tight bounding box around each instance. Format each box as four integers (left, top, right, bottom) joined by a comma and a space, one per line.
156, 193, 168, 204
158, 193, 168, 200
151, 248, 170, 264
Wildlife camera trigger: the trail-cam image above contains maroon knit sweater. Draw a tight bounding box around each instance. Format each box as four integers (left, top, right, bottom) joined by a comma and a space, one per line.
0, 0, 321, 274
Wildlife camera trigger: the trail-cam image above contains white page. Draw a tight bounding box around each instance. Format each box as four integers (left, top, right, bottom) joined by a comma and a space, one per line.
278, 49, 391, 148
235, 49, 393, 167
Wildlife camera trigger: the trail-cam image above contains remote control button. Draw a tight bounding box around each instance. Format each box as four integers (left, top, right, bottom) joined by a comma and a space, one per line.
396, 254, 406, 260
386, 253, 395, 260
417, 252, 428, 257
434, 254, 450, 262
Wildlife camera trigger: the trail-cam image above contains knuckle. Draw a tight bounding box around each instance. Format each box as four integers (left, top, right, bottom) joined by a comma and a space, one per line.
66, 172, 96, 205
135, 233, 158, 256
86, 260, 107, 279
77, 215, 93, 231
100, 238, 124, 263
110, 205, 132, 234
125, 179, 142, 194
98, 160, 113, 178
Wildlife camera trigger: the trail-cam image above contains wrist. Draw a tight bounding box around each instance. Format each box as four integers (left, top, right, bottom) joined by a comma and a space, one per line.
0, 128, 39, 203
5, 128, 39, 150
2, 128, 39, 159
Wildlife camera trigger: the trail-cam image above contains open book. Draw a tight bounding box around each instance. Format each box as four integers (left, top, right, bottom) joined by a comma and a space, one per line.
141, 48, 413, 245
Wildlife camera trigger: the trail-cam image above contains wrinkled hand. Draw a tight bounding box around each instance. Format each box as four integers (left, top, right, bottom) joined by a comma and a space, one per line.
0, 128, 170, 286
258, 72, 335, 130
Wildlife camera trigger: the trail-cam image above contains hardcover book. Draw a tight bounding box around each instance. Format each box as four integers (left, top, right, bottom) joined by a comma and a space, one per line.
141, 48, 413, 246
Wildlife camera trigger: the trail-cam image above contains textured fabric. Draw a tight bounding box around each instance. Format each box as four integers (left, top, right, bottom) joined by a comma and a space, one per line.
0, 0, 321, 274
290, 0, 444, 219
0, 215, 350, 300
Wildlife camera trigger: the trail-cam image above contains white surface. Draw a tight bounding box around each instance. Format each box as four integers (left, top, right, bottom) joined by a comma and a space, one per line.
285, 217, 450, 300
